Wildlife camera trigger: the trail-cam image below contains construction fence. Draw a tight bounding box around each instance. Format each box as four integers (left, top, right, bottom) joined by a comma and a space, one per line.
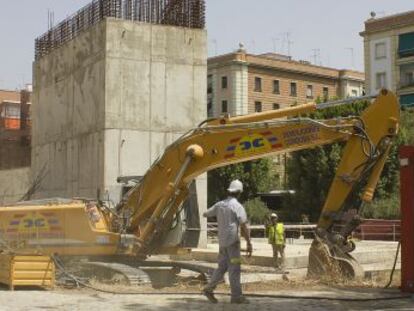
35, 0, 206, 60
207, 220, 401, 242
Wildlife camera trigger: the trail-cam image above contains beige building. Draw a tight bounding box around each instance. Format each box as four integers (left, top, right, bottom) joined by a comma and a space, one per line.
207, 46, 365, 117
360, 10, 414, 107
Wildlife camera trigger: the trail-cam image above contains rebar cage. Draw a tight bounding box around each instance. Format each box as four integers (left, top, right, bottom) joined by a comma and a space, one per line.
35, 0, 206, 60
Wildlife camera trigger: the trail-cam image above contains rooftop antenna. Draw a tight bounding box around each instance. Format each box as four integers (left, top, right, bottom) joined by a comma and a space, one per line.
345, 47, 355, 69
272, 37, 280, 53
285, 32, 293, 57
211, 39, 217, 56
250, 39, 256, 54
311, 49, 321, 65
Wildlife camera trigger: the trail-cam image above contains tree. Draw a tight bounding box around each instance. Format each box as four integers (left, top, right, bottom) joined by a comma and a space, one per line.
284, 101, 408, 221
207, 158, 277, 206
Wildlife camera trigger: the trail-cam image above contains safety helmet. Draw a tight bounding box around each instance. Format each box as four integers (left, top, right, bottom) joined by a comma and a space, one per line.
227, 179, 243, 193
271, 213, 278, 218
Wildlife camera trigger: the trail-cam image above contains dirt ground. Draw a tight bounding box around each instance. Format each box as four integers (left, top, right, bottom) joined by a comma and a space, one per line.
0, 253, 406, 310
0, 275, 412, 311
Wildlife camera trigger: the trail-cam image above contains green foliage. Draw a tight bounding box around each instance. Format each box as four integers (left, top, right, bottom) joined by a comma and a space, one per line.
207, 158, 276, 206
360, 194, 400, 220
285, 100, 406, 221
244, 198, 271, 225
284, 143, 343, 222
400, 107, 414, 145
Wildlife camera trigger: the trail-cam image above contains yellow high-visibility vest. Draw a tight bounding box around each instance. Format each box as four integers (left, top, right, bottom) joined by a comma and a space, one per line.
267, 223, 284, 245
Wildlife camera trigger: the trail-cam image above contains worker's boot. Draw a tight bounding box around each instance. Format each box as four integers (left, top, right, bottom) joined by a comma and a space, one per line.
230, 296, 249, 304
202, 289, 218, 303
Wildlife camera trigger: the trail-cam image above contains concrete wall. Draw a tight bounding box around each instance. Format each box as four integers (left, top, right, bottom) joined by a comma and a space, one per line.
32, 18, 208, 247
103, 20, 207, 203
32, 21, 106, 199
0, 167, 31, 205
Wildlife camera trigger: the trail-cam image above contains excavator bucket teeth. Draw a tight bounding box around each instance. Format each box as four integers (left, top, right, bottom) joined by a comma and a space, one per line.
307, 238, 363, 280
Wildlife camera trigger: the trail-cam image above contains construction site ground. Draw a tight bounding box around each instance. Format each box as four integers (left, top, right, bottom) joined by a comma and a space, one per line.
173, 238, 401, 283
0, 238, 408, 310
0, 284, 412, 310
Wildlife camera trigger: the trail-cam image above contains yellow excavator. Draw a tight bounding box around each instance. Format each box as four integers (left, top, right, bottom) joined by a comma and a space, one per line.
0, 89, 400, 281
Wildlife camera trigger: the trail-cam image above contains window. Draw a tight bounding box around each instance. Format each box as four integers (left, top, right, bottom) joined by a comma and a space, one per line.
207, 74, 213, 94
5, 105, 20, 118
400, 94, 414, 107
207, 99, 213, 117
376, 72, 387, 89
399, 32, 414, 58
273, 103, 280, 110
375, 42, 386, 59
306, 85, 313, 98
351, 90, 358, 97
290, 82, 297, 96
323, 87, 329, 102
221, 76, 228, 89
221, 100, 228, 113
400, 64, 414, 87
254, 101, 262, 112
406, 72, 414, 86
254, 77, 262, 92
273, 80, 280, 94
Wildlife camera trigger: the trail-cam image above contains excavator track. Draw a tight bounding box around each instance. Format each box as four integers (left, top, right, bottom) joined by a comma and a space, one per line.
84, 262, 151, 286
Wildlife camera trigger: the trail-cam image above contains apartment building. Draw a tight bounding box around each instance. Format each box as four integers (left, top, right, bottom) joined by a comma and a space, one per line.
0, 90, 21, 130
0, 85, 32, 170
207, 46, 365, 117
360, 10, 414, 107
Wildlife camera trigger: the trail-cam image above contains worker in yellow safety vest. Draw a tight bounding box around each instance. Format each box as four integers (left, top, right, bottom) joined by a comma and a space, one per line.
266, 213, 285, 271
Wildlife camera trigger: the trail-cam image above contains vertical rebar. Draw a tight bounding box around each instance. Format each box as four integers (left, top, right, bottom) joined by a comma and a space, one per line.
35, 0, 205, 60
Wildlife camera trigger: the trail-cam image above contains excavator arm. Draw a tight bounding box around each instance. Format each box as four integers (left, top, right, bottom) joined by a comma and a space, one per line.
116, 89, 400, 271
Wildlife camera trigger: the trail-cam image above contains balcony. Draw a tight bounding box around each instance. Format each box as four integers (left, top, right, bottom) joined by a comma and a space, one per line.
399, 64, 414, 90
400, 94, 414, 107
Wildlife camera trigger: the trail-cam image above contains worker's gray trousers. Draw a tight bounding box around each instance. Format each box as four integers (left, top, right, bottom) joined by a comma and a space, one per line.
204, 241, 242, 298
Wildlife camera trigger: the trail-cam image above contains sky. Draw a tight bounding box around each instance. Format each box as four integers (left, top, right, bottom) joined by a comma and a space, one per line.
0, 0, 413, 90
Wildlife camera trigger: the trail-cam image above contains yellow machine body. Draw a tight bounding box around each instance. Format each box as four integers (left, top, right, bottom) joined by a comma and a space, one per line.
0, 254, 55, 290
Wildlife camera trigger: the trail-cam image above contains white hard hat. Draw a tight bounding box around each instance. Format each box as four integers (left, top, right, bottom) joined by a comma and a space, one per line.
271, 213, 278, 218
227, 179, 243, 193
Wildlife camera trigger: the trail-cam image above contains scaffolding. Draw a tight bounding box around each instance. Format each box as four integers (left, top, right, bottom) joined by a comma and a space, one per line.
35, 0, 206, 60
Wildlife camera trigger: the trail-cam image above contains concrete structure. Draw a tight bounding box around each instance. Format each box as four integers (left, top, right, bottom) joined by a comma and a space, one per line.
32, 18, 207, 245
0, 168, 31, 205
361, 10, 414, 106
207, 46, 365, 118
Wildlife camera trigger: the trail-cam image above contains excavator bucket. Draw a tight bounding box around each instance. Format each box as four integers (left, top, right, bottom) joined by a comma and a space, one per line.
307, 237, 364, 280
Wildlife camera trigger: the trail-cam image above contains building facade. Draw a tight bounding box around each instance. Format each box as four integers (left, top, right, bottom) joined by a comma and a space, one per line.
0, 86, 32, 170
361, 10, 414, 107
207, 47, 365, 118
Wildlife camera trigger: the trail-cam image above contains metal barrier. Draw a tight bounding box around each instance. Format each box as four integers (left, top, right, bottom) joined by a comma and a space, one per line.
353, 223, 401, 241
35, 0, 206, 60
207, 223, 316, 242
207, 221, 401, 242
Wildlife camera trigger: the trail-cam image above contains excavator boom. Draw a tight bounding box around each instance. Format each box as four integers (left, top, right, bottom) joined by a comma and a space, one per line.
117, 89, 399, 266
